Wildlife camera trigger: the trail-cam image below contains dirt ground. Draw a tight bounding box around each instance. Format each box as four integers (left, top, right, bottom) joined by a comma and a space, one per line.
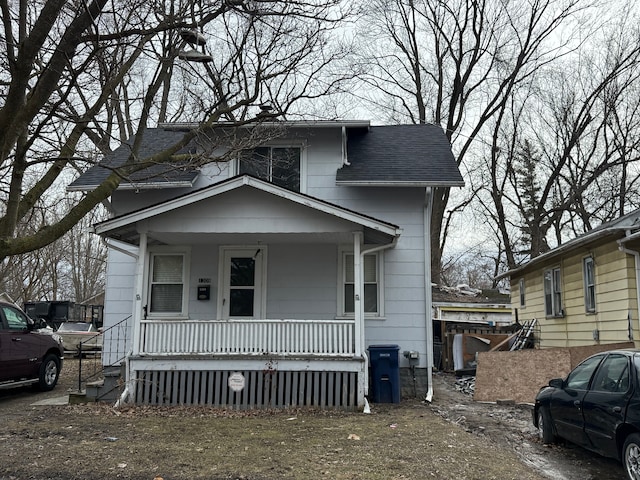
0, 360, 627, 480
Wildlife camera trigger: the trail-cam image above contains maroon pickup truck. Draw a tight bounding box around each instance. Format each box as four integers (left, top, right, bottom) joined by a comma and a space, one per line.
0, 301, 64, 391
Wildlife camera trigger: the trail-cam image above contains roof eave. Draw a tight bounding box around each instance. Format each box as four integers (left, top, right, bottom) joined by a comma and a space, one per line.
496, 228, 626, 280
159, 120, 371, 130
67, 180, 196, 192
335, 180, 465, 187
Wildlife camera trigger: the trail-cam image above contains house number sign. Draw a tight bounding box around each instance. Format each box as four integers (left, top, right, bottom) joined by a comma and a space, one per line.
228, 372, 245, 392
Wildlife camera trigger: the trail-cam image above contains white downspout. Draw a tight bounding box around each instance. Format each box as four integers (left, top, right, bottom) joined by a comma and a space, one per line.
424, 187, 434, 403
118, 230, 148, 407
618, 238, 640, 345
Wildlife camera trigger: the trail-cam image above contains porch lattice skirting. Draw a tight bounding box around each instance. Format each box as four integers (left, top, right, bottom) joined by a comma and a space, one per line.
134, 369, 358, 409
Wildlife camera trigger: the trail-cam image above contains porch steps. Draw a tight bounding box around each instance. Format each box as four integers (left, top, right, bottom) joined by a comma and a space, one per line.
83, 366, 125, 403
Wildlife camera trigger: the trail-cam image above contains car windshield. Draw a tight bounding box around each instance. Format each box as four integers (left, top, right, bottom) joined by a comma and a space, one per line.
58, 322, 92, 332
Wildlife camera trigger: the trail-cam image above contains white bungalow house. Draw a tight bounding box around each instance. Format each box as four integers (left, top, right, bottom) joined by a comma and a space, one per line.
68, 120, 464, 409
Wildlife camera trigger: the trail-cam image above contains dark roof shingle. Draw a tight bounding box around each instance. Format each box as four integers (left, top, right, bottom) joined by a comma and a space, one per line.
337, 124, 463, 186
68, 128, 199, 191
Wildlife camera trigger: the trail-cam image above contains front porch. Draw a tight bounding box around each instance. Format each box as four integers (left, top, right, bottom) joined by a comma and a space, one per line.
127, 318, 365, 409
95, 176, 403, 409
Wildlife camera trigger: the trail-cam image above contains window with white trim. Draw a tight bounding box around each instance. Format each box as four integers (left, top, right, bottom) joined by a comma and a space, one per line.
583, 256, 596, 313
544, 267, 562, 317
519, 278, 526, 307
148, 252, 189, 316
341, 252, 381, 316
238, 146, 301, 191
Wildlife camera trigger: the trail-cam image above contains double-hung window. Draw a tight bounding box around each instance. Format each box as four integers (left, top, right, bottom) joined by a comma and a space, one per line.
238, 146, 301, 192
148, 251, 189, 317
544, 267, 562, 317
583, 256, 596, 313
342, 252, 381, 316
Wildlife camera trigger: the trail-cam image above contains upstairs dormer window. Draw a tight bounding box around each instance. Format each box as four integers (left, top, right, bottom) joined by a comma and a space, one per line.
239, 146, 301, 192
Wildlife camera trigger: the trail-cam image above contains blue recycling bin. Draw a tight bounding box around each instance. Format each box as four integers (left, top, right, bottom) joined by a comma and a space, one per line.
368, 344, 400, 403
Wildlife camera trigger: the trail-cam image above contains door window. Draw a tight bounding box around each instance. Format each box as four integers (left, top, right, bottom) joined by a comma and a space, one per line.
221, 247, 265, 319
591, 354, 630, 393
2, 305, 28, 330
566, 354, 603, 390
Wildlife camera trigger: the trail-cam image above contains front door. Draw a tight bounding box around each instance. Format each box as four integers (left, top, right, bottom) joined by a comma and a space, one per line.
220, 247, 266, 319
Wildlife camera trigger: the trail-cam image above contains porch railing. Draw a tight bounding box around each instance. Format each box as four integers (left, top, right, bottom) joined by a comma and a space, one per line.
138, 319, 356, 357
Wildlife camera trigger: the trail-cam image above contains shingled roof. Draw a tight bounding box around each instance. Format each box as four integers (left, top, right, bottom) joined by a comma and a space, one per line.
68, 122, 463, 191
337, 124, 464, 186
67, 128, 199, 191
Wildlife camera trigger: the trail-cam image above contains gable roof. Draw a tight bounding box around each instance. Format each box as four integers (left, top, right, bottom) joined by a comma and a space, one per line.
94, 175, 402, 246
338, 124, 464, 187
500, 208, 640, 279
68, 121, 463, 191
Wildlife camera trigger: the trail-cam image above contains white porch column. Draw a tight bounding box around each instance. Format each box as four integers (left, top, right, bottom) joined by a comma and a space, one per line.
131, 230, 148, 356
353, 231, 368, 406
353, 230, 364, 357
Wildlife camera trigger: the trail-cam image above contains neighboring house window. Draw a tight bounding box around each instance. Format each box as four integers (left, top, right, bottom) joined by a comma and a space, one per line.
544, 267, 562, 317
342, 252, 381, 316
583, 256, 596, 313
519, 278, 525, 307
149, 252, 189, 316
239, 146, 301, 191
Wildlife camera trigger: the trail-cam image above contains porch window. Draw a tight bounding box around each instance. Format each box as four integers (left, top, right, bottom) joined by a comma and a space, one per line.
583, 256, 596, 313
543, 267, 562, 317
239, 146, 301, 191
342, 252, 380, 316
149, 252, 188, 316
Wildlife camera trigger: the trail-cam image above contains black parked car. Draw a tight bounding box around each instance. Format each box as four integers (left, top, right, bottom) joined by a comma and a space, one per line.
533, 349, 640, 480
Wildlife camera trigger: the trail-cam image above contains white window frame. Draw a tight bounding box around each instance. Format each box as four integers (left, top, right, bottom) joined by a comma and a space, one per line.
583, 256, 596, 313
146, 247, 191, 319
235, 142, 307, 193
337, 247, 384, 318
519, 278, 526, 307
544, 267, 563, 317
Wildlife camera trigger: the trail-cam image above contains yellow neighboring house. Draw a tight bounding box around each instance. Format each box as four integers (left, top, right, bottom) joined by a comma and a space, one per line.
501, 209, 640, 349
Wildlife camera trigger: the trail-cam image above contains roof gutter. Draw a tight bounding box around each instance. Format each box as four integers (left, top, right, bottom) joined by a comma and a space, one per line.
496, 229, 621, 281
335, 180, 466, 188
67, 181, 196, 192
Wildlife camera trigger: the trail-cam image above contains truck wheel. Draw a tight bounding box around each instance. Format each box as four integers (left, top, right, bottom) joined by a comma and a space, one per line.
38, 354, 60, 391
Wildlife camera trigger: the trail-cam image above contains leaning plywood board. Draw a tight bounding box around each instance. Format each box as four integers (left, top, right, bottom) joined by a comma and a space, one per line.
474, 342, 635, 404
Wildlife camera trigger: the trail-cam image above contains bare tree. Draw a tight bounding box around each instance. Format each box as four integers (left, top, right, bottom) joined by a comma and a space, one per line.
352, 0, 595, 282
476, 20, 640, 269
0, 0, 353, 261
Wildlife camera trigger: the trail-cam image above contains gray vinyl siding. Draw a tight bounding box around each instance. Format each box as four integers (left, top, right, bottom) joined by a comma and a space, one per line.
266, 244, 337, 319
102, 247, 135, 365
102, 128, 432, 369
